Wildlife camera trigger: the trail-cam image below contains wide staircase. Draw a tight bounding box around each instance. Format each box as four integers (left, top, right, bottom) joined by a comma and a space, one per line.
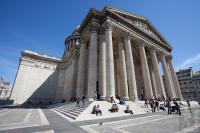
49, 101, 153, 121
48, 102, 89, 120
49, 100, 199, 121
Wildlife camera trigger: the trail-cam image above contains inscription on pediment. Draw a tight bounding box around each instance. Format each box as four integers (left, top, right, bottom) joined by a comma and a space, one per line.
133, 20, 161, 42
118, 14, 162, 42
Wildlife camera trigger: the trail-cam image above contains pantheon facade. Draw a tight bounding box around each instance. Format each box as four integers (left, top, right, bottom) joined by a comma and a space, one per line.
10, 7, 183, 104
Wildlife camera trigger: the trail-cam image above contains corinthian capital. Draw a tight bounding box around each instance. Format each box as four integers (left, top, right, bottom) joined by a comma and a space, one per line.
103, 20, 113, 31
123, 32, 131, 40
150, 46, 156, 53
89, 21, 100, 33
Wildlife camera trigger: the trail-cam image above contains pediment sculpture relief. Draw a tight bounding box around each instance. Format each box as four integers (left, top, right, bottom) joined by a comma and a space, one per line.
115, 13, 162, 42
133, 20, 161, 42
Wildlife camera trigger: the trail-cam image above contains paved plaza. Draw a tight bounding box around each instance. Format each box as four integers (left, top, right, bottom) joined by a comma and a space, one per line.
0, 106, 199, 133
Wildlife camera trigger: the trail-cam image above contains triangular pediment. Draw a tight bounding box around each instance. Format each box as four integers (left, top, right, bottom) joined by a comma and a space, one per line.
104, 7, 170, 46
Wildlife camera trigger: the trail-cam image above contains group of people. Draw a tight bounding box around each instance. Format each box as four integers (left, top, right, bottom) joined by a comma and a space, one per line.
90, 95, 133, 115
144, 99, 160, 112
76, 94, 194, 117
165, 99, 181, 115
76, 95, 86, 108
94, 103, 133, 115
109, 104, 119, 112
92, 105, 102, 116
144, 97, 191, 115
108, 96, 126, 105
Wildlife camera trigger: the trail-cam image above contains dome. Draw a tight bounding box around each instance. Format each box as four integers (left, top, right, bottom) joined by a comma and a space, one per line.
65, 27, 80, 42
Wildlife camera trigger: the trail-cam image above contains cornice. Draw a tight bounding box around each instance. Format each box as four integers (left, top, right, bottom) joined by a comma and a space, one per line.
22, 50, 62, 63
78, 8, 105, 33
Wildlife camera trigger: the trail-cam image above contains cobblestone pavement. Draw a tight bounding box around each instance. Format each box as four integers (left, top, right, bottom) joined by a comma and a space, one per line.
0, 106, 199, 133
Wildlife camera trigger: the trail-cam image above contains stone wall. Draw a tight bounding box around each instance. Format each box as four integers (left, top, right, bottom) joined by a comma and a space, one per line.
10, 50, 61, 105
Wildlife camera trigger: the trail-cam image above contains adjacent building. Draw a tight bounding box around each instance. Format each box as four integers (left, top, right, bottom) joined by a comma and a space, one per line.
0, 77, 11, 99
10, 7, 183, 104
176, 67, 200, 101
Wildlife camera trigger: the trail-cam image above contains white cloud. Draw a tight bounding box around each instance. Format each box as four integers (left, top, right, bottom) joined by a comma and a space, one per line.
175, 53, 200, 70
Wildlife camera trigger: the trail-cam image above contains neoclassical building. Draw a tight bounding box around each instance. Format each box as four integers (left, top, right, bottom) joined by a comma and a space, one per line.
10, 7, 183, 104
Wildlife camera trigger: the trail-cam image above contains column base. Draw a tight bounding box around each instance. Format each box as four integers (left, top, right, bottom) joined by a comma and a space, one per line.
123, 97, 129, 100
88, 98, 94, 102
100, 96, 106, 100
130, 96, 139, 102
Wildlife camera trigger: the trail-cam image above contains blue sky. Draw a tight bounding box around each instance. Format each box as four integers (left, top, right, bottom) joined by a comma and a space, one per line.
0, 0, 200, 84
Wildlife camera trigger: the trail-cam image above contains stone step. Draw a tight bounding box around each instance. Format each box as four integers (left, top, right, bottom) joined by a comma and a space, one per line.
53, 105, 89, 120
57, 104, 76, 110
61, 108, 83, 114
57, 106, 88, 114
51, 102, 92, 120
53, 109, 77, 120
58, 109, 79, 117
69, 107, 88, 111
57, 105, 88, 110
57, 108, 81, 115
48, 102, 75, 108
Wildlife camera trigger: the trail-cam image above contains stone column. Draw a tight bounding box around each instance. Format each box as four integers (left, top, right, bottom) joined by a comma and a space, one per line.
160, 54, 175, 99
105, 23, 115, 97
167, 57, 183, 100
149, 63, 158, 98
118, 38, 129, 99
150, 48, 166, 98
76, 38, 87, 98
124, 35, 138, 100
138, 42, 153, 99
117, 58, 121, 96
99, 32, 106, 100
87, 22, 99, 101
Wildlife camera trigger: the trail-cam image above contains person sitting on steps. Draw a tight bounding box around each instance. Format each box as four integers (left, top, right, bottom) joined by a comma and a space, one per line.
109, 104, 119, 112
96, 105, 102, 116
124, 105, 133, 114
110, 96, 115, 103
92, 105, 96, 114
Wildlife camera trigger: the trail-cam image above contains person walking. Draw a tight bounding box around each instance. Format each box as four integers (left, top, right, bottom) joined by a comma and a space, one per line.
76, 97, 80, 108
166, 100, 172, 114
174, 100, 181, 115
144, 99, 148, 108
152, 100, 156, 112
93, 92, 97, 101
187, 100, 192, 113
82, 95, 86, 107
155, 100, 159, 111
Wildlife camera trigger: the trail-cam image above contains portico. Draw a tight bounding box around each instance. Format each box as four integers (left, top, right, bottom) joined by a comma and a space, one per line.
74, 6, 183, 101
